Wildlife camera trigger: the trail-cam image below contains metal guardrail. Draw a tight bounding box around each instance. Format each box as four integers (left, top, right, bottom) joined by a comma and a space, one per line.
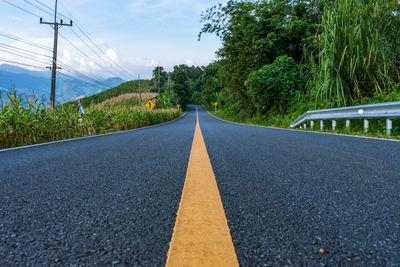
290, 101, 400, 135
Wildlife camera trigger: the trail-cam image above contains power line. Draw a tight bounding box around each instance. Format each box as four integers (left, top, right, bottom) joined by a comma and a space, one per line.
0, 43, 52, 58
59, 71, 110, 89
58, 32, 120, 81
33, 0, 72, 21
68, 27, 128, 79
58, 59, 115, 88
56, 61, 113, 88
0, 48, 51, 65
0, 57, 47, 69
58, 0, 135, 79
0, 32, 52, 51
0, 44, 112, 88
0, 0, 41, 17
72, 24, 134, 78
5, 0, 135, 80
22, 0, 54, 17
32, 0, 54, 12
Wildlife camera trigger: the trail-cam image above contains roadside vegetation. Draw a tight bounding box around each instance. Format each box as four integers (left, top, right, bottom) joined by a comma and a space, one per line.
158, 0, 400, 138
0, 88, 181, 149
2, 0, 399, 147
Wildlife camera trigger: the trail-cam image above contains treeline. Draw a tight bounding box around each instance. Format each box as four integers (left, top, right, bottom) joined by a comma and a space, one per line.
163, 0, 400, 123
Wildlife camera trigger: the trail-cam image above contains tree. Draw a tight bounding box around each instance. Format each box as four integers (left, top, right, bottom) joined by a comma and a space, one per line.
152, 66, 168, 91
199, 0, 316, 114
199, 61, 223, 107
246, 56, 306, 115
171, 65, 190, 107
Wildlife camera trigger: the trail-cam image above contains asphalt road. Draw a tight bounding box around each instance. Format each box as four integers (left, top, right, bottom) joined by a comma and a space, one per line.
200, 109, 400, 266
0, 111, 196, 266
1, 106, 400, 265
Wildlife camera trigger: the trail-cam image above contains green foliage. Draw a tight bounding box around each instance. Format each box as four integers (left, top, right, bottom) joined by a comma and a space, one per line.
80, 80, 152, 107
199, 61, 223, 107
170, 64, 204, 107
158, 90, 176, 108
199, 0, 316, 111
0, 89, 182, 149
152, 66, 168, 91
191, 91, 202, 105
308, 0, 400, 107
246, 56, 306, 114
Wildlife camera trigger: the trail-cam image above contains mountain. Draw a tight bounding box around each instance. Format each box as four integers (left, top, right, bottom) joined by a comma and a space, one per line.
0, 64, 124, 106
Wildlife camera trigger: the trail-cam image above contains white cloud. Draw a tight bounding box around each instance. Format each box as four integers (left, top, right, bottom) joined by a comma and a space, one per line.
104, 48, 119, 62
145, 59, 158, 67
185, 59, 193, 66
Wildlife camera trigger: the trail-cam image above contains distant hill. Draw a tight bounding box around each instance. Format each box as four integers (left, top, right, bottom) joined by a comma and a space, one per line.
0, 64, 124, 106
80, 79, 153, 107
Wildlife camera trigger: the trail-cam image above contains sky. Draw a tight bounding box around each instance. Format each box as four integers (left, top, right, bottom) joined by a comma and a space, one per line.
0, 0, 226, 80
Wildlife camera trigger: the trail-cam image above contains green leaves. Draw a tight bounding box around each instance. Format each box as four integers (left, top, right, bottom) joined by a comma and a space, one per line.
308, 0, 400, 107
246, 56, 306, 115
0, 90, 182, 149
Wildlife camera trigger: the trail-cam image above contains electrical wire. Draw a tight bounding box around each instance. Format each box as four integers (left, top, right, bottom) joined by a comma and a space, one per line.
3, 0, 134, 80
58, 71, 110, 89
56, 62, 113, 88
68, 27, 126, 78
0, 48, 51, 65
0, 57, 47, 69
58, 32, 121, 80
0, 0, 41, 18
22, 0, 54, 17
0, 43, 52, 58
57, 1, 135, 79
0, 32, 53, 51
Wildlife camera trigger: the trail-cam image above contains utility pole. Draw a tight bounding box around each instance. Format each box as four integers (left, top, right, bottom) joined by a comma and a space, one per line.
138, 74, 141, 106
158, 65, 161, 94
40, 0, 72, 108
168, 72, 171, 88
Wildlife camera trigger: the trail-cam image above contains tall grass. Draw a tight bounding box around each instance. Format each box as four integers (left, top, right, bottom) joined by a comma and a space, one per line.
93, 93, 158, 109
0, 89, 181, 149
308, 0, 400, 107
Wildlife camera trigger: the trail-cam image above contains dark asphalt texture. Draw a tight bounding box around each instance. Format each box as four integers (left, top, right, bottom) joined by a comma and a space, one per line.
199, 108, 400, 266
2, 106, 400, 266
1, 112, 195, 266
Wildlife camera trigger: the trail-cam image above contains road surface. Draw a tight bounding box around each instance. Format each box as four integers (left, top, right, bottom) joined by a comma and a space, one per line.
1, 106, 399, 265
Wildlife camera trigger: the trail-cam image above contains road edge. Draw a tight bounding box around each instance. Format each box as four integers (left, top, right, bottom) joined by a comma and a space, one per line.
206, 110, 400, 143
1, 111, 189, 153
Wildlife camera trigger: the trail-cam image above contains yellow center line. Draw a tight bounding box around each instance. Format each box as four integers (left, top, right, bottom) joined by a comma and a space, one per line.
166, 108, 239, 266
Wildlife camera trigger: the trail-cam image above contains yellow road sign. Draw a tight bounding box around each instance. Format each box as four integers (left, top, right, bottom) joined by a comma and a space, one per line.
145, 100, 156, 110
213, 102, 218, 106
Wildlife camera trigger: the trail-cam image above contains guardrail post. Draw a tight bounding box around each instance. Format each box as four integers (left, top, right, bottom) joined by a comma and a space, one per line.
320, 120, 324, 131
386, 119, 392, 136
364, 119, 369, 133
346, 120, 350, 129
311, 121, 314, 129
332, 120, 337, 130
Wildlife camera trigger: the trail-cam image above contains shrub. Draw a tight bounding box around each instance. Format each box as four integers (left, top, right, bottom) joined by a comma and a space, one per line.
245, 55, 306, 115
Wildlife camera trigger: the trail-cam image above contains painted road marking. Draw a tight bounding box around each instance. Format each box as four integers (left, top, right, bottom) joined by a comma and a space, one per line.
166, 109, 238, 267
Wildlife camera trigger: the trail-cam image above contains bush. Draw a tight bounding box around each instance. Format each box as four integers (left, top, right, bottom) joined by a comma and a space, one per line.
245, 55, 306, 115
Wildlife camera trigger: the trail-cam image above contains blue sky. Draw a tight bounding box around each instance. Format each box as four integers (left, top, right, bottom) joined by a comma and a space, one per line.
0, 0, 226, 80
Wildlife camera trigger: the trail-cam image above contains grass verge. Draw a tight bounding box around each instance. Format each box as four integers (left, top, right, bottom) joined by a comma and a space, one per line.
209, 109, 400, 141
0, 90, 183, 149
